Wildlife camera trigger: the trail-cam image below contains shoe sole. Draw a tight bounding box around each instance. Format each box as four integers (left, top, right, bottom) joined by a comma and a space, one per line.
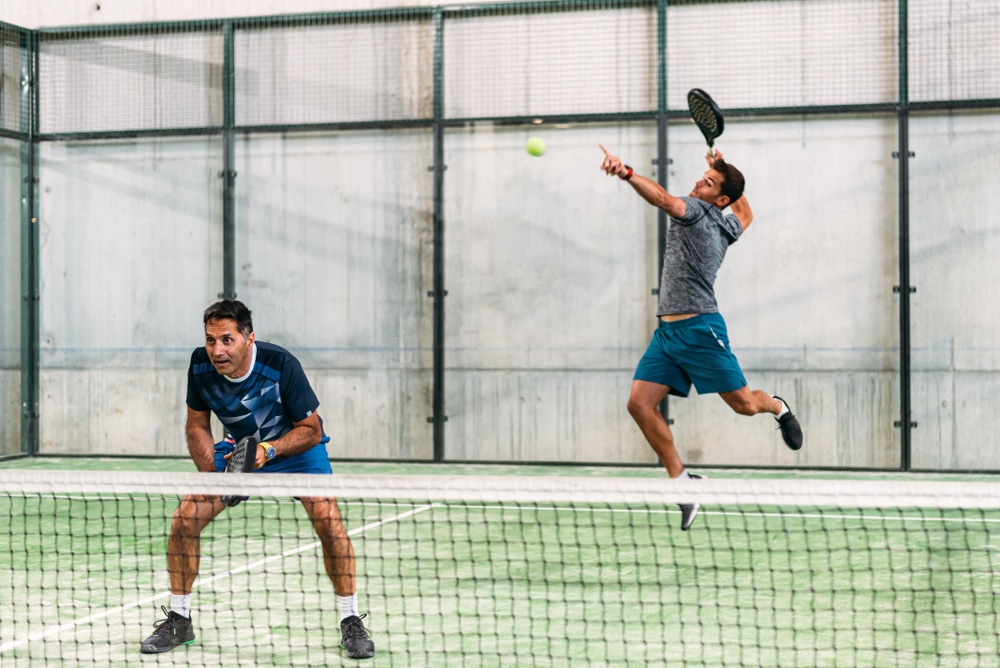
140, 638, 194, 654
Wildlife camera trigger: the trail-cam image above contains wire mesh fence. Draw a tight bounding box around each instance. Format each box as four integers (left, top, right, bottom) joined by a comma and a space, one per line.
0, 23, 28, 136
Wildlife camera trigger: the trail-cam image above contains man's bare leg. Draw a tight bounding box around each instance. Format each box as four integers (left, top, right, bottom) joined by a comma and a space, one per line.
718, 386, 781, 417
627, 379, 685, 477
142, 494, 224, 654
301, 497, 375, 659
720, 386, 803, 450
300, 497, 356, 596
168, 494, 226, 595
628, 379, 706, 530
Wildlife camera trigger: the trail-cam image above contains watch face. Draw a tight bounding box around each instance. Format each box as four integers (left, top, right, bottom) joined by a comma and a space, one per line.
266, 446, 276, 460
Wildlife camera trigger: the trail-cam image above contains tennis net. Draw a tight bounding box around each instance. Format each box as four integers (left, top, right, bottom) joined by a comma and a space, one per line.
1, 468, 999, 666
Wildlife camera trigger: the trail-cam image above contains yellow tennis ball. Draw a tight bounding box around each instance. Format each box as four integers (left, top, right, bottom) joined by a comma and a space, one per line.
526, 137, 546, 157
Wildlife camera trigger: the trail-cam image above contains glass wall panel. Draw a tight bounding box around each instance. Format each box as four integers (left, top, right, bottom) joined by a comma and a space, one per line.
235, 130, 434, 460
908, 113, 1000, 470
443, 123, 660, 463
0, 138, 21, 456
38, 137, 222, 455
667, 117, 902, 468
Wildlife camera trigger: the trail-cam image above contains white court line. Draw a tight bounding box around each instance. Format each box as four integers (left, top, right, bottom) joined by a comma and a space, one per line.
438, 501, 1000, 525
0, 502, 440, 654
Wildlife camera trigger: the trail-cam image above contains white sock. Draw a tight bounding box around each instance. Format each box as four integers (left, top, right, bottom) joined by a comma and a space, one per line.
169, 593, 191, 619
673, 470, 691, 480
774, 396, 789, 418
338, 594, 359, 622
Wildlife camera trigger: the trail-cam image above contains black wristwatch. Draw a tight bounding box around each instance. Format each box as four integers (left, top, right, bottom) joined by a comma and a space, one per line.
260, 442, 277, 461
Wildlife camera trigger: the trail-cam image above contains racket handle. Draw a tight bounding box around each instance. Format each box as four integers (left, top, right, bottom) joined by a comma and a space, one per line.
708, 145, 717, 157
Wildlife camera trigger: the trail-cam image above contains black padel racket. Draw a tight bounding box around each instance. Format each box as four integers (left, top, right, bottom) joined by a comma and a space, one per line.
220, 435, 257, 507
687, 88, 725, 156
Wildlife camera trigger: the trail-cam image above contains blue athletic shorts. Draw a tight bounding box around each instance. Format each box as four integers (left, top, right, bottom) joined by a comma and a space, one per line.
213, 437, 333, 474
633, 313, 747, 397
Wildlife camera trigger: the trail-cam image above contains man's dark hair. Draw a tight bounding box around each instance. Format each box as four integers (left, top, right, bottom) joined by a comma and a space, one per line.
711, 158, 745, 207
203, 300, 253, 338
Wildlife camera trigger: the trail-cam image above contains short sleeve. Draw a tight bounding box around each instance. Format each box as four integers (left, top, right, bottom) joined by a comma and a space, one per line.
185, 349, 210, 412
720, 213, 743, 244
279, 355, 321, 422
672, 197, 710, 226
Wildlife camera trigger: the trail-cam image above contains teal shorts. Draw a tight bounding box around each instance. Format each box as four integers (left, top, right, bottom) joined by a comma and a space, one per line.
633, 313, 747, 397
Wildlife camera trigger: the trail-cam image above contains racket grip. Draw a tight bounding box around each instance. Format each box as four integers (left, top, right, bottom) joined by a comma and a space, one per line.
708, 145, 717, 157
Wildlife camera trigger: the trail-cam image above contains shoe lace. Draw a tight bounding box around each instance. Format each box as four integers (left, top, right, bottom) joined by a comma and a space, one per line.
149, 606, 181, 636
343, 613, 371, 640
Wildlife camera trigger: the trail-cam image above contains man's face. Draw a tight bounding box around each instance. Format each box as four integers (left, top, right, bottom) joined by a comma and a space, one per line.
205, 318, 254, 379
689, 168, 729, 207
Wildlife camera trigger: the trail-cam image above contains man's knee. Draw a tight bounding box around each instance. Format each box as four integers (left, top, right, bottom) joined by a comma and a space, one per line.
171, 497, 215, 536
626, 395, 653, 420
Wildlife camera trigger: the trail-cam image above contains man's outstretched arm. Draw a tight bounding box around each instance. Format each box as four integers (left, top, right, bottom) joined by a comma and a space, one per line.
599, 144, 687, 219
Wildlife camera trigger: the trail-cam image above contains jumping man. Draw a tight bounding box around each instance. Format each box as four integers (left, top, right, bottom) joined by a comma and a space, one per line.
600, 145, 803, 530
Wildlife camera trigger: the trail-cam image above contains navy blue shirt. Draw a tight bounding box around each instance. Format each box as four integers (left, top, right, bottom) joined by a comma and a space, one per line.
187, 341, 331, 472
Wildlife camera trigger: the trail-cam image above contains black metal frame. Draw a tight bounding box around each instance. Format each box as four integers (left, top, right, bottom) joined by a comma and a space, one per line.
896, 0, 913, 469
18, 28, 39, 458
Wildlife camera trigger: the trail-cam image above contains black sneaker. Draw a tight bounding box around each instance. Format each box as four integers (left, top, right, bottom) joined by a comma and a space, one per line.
773, 396, 803, 451
140, 606, 195, 654
679, 473, 703, 531
340, 613, 375, 659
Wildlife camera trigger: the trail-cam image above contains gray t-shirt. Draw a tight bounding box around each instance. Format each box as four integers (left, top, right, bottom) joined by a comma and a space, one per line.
656, 197, 743, 316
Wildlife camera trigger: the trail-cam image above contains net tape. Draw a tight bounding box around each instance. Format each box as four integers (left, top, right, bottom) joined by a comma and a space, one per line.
2, 469, 998, 509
